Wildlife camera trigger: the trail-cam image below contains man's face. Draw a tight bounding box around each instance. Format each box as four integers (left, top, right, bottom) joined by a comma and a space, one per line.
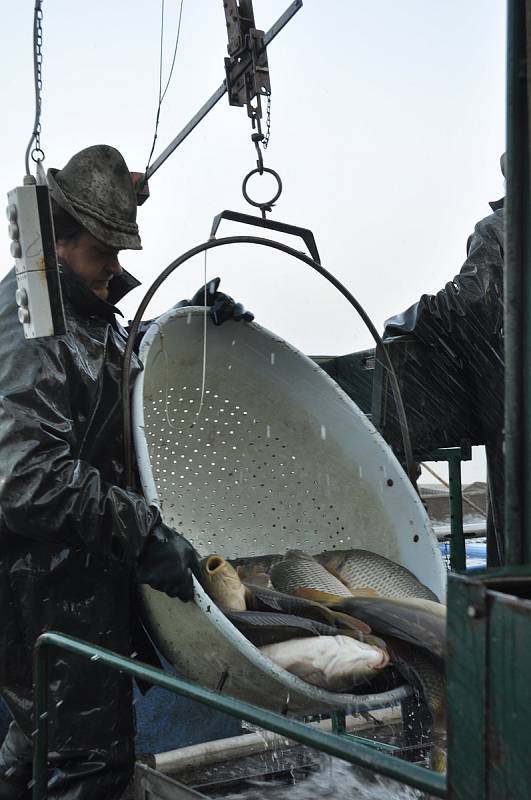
56, 232, 123, 301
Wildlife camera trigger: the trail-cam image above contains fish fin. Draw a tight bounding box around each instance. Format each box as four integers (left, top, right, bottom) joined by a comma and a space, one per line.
321, 563, 353, 590
364, 634, 389, 650
322, 563, 380, 597
391, 597, 447, 618
332, 597, 446, 659
349, 587, 380, 598
327, 609, 372, 635
430, 744, 447, 774
291, 589, 372, 635
293, 588, 345, 604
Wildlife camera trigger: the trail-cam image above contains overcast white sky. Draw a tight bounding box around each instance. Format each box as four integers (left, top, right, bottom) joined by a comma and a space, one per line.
0, 1, 506, 484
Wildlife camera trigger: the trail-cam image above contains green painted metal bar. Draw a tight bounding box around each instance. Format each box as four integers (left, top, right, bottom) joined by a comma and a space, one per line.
487, 588, 531, 797
424, 445, 470, 571
447, 573, 488, 800
330, 709, 399, 754
32, 640, 49, 800
32, 632, 447, 799
330, 709, 346, 734
342, 733, 399, 753
505, 0, 530, 565
447, 453, 466, 571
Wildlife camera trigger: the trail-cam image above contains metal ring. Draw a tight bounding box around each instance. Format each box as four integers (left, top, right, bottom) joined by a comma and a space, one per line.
123, 235, 416, 491
242, 167, 282, 209
31, 148, 45, 163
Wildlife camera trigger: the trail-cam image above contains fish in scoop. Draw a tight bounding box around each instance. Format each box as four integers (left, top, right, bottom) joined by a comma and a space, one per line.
271, 551, 445, 659
295, 591, 446, 660
270, 550, 354, 598
316, 548, 439, 601
259, 634, 390, 692
201, 555, 248, 611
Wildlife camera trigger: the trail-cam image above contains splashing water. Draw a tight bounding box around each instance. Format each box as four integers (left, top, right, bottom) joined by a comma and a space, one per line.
209, 754, 436, 800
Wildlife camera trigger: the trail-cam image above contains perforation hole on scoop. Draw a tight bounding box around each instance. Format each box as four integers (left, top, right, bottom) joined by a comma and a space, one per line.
144, 385, 349, 556
135, 308, 443, 601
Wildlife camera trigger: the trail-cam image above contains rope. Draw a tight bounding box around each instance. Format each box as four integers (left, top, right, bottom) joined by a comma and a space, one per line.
420, 461, 487, 517
189, 251, 208, 429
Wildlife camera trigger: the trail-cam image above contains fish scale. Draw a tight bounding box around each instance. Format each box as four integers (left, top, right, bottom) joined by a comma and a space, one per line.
271, 550, 353, 597
316, 548, 438, 601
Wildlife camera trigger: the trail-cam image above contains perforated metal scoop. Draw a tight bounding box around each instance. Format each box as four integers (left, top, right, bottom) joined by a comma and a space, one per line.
133, 308, 445, 715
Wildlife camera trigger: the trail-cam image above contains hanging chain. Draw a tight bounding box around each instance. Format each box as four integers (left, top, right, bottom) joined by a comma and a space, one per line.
262, 93, 271, 149
33, 2, 44, 160
25, 0, 45, 175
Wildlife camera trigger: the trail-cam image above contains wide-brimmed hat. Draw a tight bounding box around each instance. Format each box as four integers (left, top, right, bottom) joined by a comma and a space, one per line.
47, 144, 142, 250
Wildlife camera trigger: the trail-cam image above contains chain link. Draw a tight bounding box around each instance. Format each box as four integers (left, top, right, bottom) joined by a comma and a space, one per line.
262, 93, 271, 149
25, 1, 45, 174
32, 4, 44, 161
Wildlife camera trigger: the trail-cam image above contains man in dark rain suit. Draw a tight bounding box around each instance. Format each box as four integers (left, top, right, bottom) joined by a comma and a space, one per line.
0, 145, 249, 799
384, 157, 505, 567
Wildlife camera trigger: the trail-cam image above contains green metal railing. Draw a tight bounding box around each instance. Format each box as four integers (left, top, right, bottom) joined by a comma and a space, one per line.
423, 444, 472, 572
505, 0, 531, 565
32, 632, 447, 800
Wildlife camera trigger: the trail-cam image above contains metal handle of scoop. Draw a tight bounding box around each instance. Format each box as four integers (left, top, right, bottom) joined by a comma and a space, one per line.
209, 209, 321, 263
122, 235, 417, 490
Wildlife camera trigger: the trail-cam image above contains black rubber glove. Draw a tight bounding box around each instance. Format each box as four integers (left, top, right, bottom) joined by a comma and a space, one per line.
188, 277, 254, 326
137, 522, 202, 602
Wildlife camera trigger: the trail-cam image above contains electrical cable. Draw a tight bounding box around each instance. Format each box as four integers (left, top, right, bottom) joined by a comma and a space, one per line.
145, 0, 185, 176
160, 0, 185, 104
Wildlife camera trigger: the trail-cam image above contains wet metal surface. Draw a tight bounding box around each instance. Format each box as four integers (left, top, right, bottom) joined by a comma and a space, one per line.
174, 724, 440, 800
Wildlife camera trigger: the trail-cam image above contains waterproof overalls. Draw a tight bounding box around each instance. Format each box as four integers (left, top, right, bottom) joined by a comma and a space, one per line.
383, 202, 505, 565
0, 264, 159, 799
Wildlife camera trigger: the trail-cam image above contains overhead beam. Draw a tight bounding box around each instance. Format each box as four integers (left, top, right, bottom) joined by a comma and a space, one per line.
144, 0, 303, 182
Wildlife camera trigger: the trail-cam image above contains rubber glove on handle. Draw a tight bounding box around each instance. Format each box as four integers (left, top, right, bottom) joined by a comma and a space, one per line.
137, 522, 202, 602
189, 277, 254, 326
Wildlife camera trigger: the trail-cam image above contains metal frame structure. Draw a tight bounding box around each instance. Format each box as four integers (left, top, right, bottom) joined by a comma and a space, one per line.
422, 445, 472, 572
445, 3, 531, 799
505, 0, 531, 564
31, 632, 446, 800
143, 1, 302, 183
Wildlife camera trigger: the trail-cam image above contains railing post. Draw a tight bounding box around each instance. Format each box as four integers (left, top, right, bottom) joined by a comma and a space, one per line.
32, 643, 49, 800
447, 450, 467, 572
505, 0, 531, 564
422, 445, 471, 571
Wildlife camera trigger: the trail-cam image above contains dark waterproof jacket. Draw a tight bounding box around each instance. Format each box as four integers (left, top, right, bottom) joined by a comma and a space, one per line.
0, 265, 159, 751
383, 204, 504, 564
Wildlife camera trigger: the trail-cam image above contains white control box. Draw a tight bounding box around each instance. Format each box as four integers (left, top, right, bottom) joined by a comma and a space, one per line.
6, 182, 66, 338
